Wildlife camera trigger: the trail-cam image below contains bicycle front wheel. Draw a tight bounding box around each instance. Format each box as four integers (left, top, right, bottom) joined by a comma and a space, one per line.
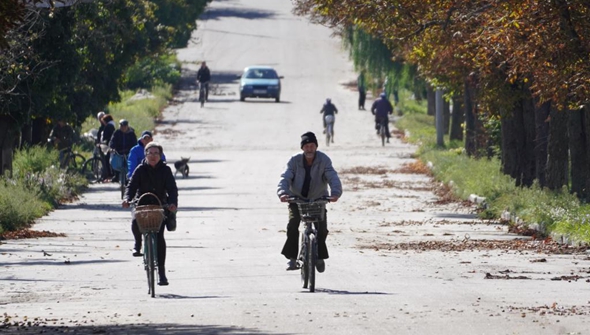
145, 234, 156, 298
308, 234, 317, 292
300, 233, 309, 289
68, 153, 86, 171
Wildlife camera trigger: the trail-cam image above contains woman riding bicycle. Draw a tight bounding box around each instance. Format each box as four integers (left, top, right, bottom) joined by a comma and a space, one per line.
122, 142, 178, 286
277, 132, 342, 272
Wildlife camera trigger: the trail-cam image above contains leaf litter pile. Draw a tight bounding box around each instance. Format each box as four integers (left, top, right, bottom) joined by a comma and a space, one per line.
0, 229, 65, 240
360, 237, 588, 255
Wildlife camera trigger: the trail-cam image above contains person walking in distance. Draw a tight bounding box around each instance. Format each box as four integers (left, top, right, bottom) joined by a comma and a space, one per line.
196, 61, 211, 101
123, 142, 178, 286
277, 132, 342, 272
357, 71, 366, 110
371, 92, 393, 143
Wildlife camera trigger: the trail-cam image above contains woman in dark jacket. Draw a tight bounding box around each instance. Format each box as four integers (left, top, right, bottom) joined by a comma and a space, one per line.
100, 114, 116, 180
122, 142, 178, 286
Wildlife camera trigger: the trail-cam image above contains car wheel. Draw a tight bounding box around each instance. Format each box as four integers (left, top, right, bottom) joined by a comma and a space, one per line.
240, 94, 245, 102
275, 95, 280, 103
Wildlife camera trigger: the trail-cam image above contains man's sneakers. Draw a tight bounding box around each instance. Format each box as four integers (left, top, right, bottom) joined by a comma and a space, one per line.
132, 248, 142, 257
316, 259, 325, 273
286, 258, 298, 271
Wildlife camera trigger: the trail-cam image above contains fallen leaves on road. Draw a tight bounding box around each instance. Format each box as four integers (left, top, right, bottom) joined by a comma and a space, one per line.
340, 166, 391, 175
0, 229, 65, 241
393, 161, 431, 175
359, 238, 588, 254
506, 303, 590, 316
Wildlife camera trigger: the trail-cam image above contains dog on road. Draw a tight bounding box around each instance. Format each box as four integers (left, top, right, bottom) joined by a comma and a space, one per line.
174, 157, 190, 178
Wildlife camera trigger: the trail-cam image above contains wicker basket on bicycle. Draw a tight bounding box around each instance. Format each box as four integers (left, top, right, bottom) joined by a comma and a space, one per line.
133, 192, 165, 233
296, 201, 326, 222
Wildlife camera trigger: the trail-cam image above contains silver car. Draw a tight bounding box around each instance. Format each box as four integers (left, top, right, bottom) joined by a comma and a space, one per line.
239, 66, 283, 102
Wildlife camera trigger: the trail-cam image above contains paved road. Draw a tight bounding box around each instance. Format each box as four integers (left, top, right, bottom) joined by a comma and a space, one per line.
2, 1, 589, 334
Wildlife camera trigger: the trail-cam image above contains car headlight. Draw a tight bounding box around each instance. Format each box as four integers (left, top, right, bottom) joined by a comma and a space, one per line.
269, 85, 279, 89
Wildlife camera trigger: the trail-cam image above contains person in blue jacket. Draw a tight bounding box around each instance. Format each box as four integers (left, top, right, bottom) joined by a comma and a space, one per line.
127, 131, 166, 179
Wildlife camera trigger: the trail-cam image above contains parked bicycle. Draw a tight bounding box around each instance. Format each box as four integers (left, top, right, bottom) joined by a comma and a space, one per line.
199, 81, 209, 107
133, 192, 167, 298
288, 196, 330, 292
324, 114, 335, 147
82, 143, 108, 182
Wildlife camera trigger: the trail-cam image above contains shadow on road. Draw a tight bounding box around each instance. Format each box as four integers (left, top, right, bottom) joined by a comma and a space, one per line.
313, 288, 392, 295
0, 323, 294, 335
202, 6, 277, 21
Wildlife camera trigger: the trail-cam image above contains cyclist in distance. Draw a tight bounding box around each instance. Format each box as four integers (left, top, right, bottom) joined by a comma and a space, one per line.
371, 92, 393, 143
109, 119, 136, 183
122, 142, 178, 286
196, 61, 211, 101
277, 132, 342, 272
320, 98, 338, 135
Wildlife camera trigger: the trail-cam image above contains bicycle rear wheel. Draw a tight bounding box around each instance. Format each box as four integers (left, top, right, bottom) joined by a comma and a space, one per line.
380, 125, 386, 146
308, 234, 317, 292
144, 234, 156, 298
82, 157, 103, 182
325, 124, 332, 147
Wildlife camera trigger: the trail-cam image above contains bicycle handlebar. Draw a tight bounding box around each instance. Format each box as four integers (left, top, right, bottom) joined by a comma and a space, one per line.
286, 196, 331, 204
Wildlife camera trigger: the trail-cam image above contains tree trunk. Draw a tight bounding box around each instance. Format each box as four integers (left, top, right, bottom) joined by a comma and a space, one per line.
0, 116, 17, 177
443, 97, 450, 135
501, 114, 518, 180
545, 107, 569, 190
450, 95, 464, 141
519, 89, 537, 187
568, 108, 590, 200
464, 79, 477, 156
426, 84, 435, 116
534, 100, 551, 187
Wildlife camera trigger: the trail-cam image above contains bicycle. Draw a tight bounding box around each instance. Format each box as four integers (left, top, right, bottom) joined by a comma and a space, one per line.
198, 81, 209, 107
59, 146, 86, 171
111, 151, 128, 199
288, 196, 330, 293
133, 192, 167, 298
324, 114, 335, 147
82, 143, 107, 182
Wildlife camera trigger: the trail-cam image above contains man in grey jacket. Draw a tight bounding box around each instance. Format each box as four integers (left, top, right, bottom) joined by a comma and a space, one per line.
277, 132, 343, 272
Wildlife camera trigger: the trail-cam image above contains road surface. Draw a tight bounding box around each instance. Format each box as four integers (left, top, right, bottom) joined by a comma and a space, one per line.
2, 0, 589, 334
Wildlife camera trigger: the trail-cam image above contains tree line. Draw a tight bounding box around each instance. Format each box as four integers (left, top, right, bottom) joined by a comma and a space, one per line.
293, 0, 590, 199
0, 0, 210, 175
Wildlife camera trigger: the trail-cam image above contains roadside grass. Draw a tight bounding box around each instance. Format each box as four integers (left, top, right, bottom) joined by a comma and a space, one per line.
394, 104, 590, 244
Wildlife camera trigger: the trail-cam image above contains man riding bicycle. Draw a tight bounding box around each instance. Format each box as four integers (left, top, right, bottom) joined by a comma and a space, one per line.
277, 132, 342, 273
320, 98, 338, 136
371, 92, 393, 143
123, 142, 178, 286
196, 61, 211, 101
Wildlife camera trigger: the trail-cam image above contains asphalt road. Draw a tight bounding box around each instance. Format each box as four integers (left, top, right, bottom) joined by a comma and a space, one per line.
2, 1, 590, 334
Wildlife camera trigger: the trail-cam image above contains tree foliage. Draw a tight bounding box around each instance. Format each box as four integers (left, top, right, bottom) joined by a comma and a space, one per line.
292, 0, 590, 110
0, 0, 210, 128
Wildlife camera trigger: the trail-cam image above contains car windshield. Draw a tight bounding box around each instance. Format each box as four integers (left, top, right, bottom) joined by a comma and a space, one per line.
245, 69, 278, 79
